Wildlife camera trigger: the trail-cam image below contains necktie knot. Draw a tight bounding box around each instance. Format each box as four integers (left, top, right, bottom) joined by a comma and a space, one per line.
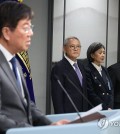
73, 63, 78, 69
10, 57, 17, 66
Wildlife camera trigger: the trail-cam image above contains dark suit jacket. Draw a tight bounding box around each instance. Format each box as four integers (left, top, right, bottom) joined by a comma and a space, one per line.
85, 62, 113, 110
51, 57, 88, 114
108, 62, 120, 106
0, 51, 51, 133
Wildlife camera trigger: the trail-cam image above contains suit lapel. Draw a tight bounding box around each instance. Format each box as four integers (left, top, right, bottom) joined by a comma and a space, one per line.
63, 58, 82, 88
90, 63, 108, 90
0, 51, 19, 91
0, 51, 29, 109
18, 63, 30, 102
17, 61, 31, 117
62, 58, 88, 110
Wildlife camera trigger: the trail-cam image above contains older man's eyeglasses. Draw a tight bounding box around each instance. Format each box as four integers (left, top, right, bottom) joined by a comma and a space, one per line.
68, 45, 81, 50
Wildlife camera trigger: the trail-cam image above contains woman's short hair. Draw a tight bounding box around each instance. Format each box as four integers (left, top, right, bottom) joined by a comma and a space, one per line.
87, 42, 105, 62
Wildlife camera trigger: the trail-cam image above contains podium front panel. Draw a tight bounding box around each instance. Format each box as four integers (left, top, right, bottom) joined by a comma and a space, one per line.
6, 109, 120, 134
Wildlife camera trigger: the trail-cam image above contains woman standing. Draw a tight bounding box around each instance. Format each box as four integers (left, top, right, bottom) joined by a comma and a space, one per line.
85, 42, 113, 110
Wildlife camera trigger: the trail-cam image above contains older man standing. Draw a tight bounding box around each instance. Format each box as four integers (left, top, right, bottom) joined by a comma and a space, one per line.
51, 36, 89, 114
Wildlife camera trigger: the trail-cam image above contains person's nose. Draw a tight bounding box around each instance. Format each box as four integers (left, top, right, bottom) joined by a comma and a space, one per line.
28, 29, 34, 37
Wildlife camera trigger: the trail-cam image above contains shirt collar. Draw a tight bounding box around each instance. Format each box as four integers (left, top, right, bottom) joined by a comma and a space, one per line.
92, 62, 102, 72
0, 44, 14, 62
64, 54, 77, 66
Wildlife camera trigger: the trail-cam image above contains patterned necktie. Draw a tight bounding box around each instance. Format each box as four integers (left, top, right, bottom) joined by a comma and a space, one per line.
73, 63, 83, 85
10, 57, 22, 93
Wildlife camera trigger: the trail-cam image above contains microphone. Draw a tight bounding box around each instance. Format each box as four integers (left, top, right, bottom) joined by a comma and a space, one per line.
54, 75, 83, 122
64, 74, 94, 108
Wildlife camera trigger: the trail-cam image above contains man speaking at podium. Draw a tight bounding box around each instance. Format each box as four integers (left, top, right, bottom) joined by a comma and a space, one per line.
0, 1, 69, 134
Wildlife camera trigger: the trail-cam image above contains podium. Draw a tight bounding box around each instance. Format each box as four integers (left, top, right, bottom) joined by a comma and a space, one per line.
6, 109, 120, 134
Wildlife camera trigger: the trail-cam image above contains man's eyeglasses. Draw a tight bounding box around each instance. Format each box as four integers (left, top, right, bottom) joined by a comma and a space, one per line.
68, 45, 81, 50
22, 24, 34, 33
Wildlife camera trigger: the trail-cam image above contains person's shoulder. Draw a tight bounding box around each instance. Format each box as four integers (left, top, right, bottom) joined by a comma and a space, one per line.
52, 58, 66, 70
52, 60, 61, 68
108, 62, 120, 70
77, 58, 89, 67
78, 59, 92, 73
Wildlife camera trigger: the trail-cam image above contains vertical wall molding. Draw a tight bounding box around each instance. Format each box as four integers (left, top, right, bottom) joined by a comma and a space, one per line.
118, 0, 120, 62
63, 0, 66, 44
106, 0, 109, 67
46, 0, 54, 114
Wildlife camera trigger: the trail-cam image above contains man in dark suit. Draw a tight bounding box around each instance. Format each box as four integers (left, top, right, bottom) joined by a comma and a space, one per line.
0, 1, 69, 133
51, 37, 89, 114
108, 62, 120, 109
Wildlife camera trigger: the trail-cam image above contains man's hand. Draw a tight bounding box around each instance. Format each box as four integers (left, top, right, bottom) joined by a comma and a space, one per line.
51, 119, 70, 125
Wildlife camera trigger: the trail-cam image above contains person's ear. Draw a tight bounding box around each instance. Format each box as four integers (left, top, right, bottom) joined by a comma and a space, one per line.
63, 45, 66, 53
91, 53, 94, 59
2, 27, 11, 40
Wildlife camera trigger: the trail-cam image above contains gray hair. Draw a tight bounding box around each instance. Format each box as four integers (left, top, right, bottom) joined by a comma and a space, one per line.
63, 36, 80, 46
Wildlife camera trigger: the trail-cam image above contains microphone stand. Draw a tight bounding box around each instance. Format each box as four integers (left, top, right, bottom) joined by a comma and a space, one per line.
55, 75, 83, 122
64, 74, 94, 108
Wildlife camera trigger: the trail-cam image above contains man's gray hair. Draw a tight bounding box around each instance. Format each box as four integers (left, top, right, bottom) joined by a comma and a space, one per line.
63, 36, 80, 46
